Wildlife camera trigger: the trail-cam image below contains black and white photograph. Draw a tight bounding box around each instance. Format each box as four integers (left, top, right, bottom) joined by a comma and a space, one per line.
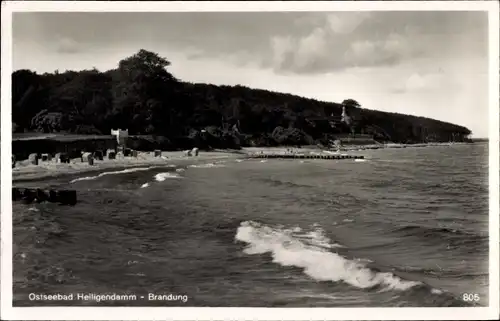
1, 1, 499, 320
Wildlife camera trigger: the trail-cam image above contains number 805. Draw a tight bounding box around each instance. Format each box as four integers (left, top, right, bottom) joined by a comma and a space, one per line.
462, 293, 480, 302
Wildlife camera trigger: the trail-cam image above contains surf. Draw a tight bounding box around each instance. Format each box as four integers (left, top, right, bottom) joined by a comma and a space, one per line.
70, 166, 158, 183
154, 172, 182, 182
187, 162, 226, 169
235, 221, 422, 292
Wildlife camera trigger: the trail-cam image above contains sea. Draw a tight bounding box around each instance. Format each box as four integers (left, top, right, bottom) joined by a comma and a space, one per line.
12, 143, 489, 307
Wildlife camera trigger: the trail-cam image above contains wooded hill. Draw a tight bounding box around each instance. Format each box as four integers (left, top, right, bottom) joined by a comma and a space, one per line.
12, 49, 472, 150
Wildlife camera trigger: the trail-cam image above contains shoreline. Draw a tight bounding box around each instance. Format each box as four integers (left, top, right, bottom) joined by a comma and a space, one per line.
11, 142, 478, 184
12, 150, 244, 185
243, 141, 475, 154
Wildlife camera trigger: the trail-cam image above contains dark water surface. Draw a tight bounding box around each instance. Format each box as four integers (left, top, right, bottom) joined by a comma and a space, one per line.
13, 143, 489, 307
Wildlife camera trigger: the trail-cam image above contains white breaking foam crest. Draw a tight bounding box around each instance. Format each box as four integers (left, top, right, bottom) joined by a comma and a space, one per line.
140, 183, 150, 188
70, 167, 157, 183
235, 221, 421, 291
154, 172, 182, 181
188, 163, 225, 169
354, 159, 367, 162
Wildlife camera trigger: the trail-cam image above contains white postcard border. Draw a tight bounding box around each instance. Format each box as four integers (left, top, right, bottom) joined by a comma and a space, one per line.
1, 1, 499, 320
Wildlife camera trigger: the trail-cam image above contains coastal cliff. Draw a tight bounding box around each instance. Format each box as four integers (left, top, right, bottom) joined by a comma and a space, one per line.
12, 49, 472, 150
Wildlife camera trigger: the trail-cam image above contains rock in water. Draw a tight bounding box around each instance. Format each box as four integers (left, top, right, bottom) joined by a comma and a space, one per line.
35, 189, 48, 203
57, 190, 77, 206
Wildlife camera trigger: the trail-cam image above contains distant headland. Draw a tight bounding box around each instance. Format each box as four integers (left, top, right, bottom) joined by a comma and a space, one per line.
12, 49, 472, 151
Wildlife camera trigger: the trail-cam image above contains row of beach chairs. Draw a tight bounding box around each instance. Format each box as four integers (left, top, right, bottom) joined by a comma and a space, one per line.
12, 147, 201, 168
12, 148, 165, 168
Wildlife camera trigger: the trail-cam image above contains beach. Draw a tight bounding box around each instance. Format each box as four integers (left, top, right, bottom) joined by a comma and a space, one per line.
12, 142, 469, 184
12, 150, 244, 185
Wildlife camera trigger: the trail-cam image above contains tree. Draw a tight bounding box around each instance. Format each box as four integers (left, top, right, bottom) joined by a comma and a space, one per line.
31, 110, 71, 133
11, 49, 473, 146
12, 70, 46, 131
342, 99, 361, 109
46, 69, 112, 133
112, 49, 177, 135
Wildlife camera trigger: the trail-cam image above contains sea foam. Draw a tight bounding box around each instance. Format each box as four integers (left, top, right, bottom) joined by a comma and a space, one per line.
70, 167, 157, 183
188, 163, 225, 169
154, 172, 182, 181
235, 221, 421, 291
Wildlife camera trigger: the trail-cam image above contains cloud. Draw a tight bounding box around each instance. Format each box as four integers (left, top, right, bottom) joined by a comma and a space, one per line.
56, 37, 80, 54
269, 13, 420, 74
267, 11, 486, 75
390, 71, 452, 94
14, 11, 487, 77
326, 12, 371, 34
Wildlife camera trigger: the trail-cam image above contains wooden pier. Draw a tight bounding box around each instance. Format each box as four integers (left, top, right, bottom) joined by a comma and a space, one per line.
249, 154, 364, 160
12, 187, 77, 206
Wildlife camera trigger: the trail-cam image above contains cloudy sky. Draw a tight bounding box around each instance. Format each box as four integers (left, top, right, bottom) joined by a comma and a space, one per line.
13, 11, 489, 137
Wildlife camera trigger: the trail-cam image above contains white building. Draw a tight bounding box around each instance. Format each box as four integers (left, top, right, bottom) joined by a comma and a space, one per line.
341, 106, 352, 126
111, 129, 129, 146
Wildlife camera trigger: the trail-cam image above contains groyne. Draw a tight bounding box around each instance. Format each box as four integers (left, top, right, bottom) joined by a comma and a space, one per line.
12, 187, 77, 205
249, 154, 364, 160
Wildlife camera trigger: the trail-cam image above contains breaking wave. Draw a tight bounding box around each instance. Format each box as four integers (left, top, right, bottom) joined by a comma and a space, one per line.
188, 163, 225, 169
235, 221, 422, 291
70, 167, 158, 183
154, 172, 182, 182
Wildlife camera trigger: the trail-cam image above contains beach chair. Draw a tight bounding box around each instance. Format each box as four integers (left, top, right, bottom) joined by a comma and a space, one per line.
55, 153, 70, 164
93, 150, 104, 161
82, 152, 94, 165
107, 149, 116, 160
28, 153, 39, 165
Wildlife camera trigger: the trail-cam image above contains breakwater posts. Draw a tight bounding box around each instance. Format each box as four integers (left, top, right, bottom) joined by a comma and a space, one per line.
249, 154, 364, 160
12, 187, 77, 206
